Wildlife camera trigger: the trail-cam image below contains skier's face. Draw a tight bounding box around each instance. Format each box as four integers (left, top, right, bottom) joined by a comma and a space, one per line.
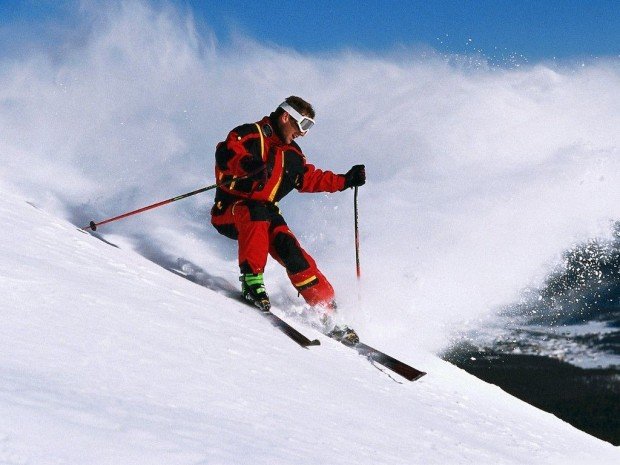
280, 112, 305, 144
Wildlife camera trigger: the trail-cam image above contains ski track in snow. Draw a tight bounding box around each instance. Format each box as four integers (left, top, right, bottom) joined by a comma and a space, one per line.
1, 191, 618, 464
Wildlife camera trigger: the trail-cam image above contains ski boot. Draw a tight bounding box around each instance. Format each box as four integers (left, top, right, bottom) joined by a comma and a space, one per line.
240, 273, 271, 312
327, 325, 360, 345
320, 308, 360, 345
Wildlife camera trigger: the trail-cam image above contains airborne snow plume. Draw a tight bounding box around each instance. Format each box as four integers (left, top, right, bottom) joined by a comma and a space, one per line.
0, 0, 619, 355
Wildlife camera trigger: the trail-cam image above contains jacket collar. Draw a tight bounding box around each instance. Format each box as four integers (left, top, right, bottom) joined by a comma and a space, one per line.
264, 114, 286, 145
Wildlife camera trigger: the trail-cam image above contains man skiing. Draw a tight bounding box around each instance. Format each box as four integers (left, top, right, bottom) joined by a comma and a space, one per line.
211, 96, 365, 343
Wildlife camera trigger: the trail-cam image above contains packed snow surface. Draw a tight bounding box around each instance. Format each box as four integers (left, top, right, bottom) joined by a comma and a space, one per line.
1, 189, 618, 465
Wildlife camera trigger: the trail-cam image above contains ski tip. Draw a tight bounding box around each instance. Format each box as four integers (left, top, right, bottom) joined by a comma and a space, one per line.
409, 371, 427, 382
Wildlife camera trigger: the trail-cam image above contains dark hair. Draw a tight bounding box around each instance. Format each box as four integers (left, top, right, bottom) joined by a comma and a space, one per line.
274, 95, 315, 119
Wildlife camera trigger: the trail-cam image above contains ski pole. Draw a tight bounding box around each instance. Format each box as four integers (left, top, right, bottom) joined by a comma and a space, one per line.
354, 186, 361, 278
82, 168, 263, 231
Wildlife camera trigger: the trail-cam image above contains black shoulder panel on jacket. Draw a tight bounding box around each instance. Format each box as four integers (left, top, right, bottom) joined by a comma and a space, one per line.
215, 141, 234, 170
233, 123, 259, 138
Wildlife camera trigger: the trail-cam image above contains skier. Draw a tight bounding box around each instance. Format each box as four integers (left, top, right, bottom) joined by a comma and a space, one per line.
211, 96, 365, 343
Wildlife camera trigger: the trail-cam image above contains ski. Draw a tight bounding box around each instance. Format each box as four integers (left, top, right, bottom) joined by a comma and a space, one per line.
238, 298, 321, 348
275, 302, 426, 381
327, 336, 426, 382
260, 309, 321, 348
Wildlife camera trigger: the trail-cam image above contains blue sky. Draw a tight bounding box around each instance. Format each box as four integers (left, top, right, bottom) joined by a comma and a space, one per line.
184, 0, 620, 61
0, 0, 619, 62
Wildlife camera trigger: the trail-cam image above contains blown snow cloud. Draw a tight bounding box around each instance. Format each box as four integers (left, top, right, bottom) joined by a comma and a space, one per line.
1, 0, 619, 351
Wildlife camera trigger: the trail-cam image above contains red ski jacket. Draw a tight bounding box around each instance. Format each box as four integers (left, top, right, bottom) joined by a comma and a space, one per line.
213, 115, 346, 208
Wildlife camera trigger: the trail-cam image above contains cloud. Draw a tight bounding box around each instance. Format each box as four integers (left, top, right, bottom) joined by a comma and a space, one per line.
1, 0, 619, 351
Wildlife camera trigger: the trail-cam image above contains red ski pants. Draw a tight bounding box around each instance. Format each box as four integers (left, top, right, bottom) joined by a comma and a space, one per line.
211, 200, 335, 309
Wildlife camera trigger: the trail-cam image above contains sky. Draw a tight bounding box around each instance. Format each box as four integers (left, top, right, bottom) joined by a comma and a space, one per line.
185, 0, 620, 61
0, 0, 619, 63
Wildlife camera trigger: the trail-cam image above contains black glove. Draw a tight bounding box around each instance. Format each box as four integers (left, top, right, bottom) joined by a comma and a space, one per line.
240, 156, 267, 183
343, 164, 366, 189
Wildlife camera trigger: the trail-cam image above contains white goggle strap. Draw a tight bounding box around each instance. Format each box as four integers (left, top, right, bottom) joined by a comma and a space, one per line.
279, 102, 315, 132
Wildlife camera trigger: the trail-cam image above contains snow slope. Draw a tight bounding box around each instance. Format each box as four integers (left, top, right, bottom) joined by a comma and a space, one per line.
1, 189, 618, 465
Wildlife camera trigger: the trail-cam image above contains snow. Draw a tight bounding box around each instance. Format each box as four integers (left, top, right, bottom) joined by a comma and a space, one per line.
1, 188, 618, 464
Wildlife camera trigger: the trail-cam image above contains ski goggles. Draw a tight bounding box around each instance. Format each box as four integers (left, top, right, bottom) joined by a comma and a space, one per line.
279, 102, 315, 134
